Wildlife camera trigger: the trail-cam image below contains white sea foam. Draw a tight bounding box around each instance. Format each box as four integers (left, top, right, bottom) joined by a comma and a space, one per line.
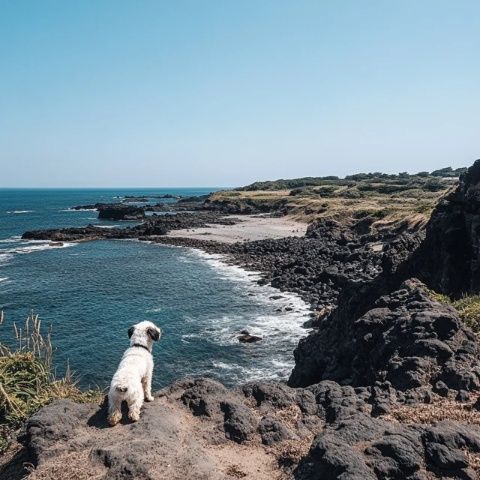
207, 361, 287, 383
6, 210, 33, 214
131, 239, 312, 382
181, 333, 201, 343
60, 208, 97, 212
95, 225, 119, 229
0, 240, 76, 270
1, 241, 76, 256
180, 248, 312, 382
146, 307, 163, 313
176, 255, 195, 264
0, 252, 14, 265
190, 248, 310, 313
0, 277, 9, 283
0, 236, 22, 244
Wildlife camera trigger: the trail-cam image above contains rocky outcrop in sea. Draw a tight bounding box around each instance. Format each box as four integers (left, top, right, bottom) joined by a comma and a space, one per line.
21, 212, 238, 242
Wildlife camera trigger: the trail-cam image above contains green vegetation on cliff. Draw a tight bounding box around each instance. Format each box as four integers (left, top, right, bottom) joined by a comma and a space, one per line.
426, 289, 480, 335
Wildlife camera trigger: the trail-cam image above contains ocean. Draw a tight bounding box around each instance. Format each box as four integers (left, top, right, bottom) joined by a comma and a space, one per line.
0, 189, 310, 389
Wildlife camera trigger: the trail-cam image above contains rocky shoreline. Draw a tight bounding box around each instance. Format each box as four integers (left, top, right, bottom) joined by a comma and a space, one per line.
4, 162, 480, 479
22, 211, 239, 242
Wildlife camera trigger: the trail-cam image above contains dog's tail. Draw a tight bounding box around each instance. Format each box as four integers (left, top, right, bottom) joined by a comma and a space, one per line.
115, 385, 128, 393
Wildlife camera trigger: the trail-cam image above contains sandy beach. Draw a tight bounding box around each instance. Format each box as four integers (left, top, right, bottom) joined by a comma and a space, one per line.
167, 214, 307, 243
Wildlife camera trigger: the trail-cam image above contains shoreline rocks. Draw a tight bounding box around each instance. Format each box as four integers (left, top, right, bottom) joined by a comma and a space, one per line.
11, 377, 480, 480
289, 278, 480, 397
21, 212, 239, 242
9, 160, 480, 479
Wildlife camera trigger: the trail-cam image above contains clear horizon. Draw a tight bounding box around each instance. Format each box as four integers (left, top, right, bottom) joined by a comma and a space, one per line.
1, 1, 479, 188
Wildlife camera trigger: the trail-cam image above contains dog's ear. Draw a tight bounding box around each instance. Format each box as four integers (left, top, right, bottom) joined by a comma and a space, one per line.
147, 327, 160, 341
128, 326, 134, 338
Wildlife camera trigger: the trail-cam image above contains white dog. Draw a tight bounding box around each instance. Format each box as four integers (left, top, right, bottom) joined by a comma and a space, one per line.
107, 320, 161, 426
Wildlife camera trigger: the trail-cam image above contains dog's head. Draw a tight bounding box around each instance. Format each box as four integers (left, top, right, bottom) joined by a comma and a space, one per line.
128, 320, 162, 349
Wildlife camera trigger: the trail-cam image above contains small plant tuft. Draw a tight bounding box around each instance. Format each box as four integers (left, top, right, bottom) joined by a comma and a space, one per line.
424, 288, 480, 335
451, 295, 480, 334
0, 311, 103, 453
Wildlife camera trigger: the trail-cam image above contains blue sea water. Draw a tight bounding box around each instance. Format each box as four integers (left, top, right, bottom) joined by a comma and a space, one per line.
0, 189, 310, 390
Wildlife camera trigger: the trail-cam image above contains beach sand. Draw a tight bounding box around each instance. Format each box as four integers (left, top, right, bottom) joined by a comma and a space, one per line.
167, 214, 307, 243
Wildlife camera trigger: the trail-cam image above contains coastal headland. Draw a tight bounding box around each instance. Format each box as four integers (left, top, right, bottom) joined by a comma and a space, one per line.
3, 163, 480, 479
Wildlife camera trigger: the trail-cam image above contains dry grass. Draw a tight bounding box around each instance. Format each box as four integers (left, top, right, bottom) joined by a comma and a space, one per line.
273, 404, 302, 430
465, 449, 480, 472
386, 396, 480, 478
224, 464, 248, 478
385, 394, 480, 425
0, 311, 103, 453
210, 178, 454, 231
272, 437, 313, 476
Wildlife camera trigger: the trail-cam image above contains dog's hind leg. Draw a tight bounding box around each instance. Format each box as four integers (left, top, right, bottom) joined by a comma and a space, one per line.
142, 369, 154, 402
107, 394, 122, 426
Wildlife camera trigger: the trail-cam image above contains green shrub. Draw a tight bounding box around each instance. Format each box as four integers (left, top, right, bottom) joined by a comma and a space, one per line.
424, 288, 480, 335
0, 311, 103, 452
451, 295, 480, 334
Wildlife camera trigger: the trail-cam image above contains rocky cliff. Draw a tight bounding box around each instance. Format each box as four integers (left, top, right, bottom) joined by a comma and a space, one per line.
4, 162, 480, 479
3, 372, 478, 480
413, 159, 480, 297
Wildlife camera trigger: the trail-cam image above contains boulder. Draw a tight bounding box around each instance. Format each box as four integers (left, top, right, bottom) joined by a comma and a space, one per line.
289, 279, 480, 396
237, 331, 262, 343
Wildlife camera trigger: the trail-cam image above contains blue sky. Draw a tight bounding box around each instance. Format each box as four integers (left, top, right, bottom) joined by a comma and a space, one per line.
0, 1, 479, 187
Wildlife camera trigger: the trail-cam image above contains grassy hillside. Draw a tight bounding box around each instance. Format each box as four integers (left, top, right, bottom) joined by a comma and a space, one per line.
207, 169, 464, 230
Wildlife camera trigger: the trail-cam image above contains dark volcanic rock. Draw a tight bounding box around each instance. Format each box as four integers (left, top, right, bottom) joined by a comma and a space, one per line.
25, 399, 95, 464
123, 195, 149, 202
413, 159, 480, 297
237, 332, 262, 343
13, 379, 480, 479
97, 204, 145, 220
175, 377, 231, 417
71, 202, 146, 220
295, 408, 480, 480
203, 196, 289, 215
221, 401, 257, 443
220, 218, 385, 309
258, 416, 293, 445
289, 279, 480, 393
22, 225, 110, 242
22, 212, 238, 242
17, 377, 336, 478
70, 203, 100, 210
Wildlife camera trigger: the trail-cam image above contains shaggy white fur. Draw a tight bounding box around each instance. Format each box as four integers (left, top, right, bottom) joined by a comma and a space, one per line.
107, 320, 161, 426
